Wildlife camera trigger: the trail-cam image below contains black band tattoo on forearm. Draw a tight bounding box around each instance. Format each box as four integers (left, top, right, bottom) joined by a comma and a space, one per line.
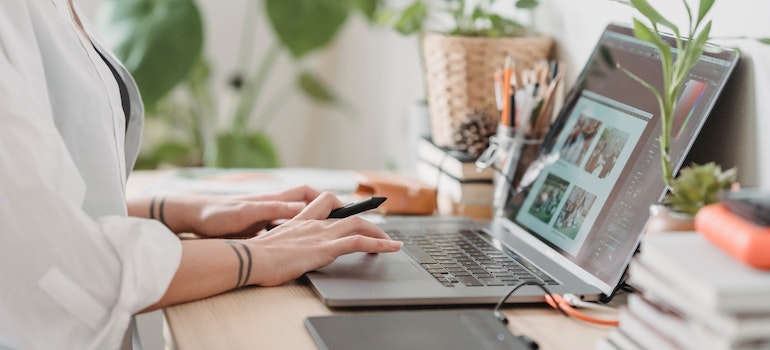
149, 196, 157, 219
158, 195, 168, 226
226, 241, 253, 289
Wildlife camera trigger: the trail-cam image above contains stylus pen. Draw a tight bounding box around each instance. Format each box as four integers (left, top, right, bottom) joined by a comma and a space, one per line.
266, 196, 387, 231
327, 196, 387, 219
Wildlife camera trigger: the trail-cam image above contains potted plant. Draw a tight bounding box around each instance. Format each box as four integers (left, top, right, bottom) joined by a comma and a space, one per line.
380, 0, 553, 149
617, 0, 737, 232
97, 0, 381, 168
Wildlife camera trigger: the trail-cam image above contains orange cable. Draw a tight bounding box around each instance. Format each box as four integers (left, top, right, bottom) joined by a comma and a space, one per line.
544, 294, 620, 327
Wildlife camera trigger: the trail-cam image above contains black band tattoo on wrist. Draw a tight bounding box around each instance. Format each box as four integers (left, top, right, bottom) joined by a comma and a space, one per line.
149, 196, 157, 219
158, 195, 168, 226
226, 241, 253, 289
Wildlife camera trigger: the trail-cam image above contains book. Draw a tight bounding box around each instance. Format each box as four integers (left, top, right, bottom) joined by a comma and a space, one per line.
617, 309, 678, 350
597, 329, 643, 350
435, 192, 492, 220
416, 160, 493, 205
628, 260, 770, 342
416, 136, 494, 181
625, 294, 733, 350
635, 233, 770, 314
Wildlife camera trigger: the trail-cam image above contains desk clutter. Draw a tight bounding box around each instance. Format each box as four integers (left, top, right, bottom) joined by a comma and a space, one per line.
416, 58, 564, 220
495, 57, 563, 140
415, 136, 494, 219
600, 232, 770, 350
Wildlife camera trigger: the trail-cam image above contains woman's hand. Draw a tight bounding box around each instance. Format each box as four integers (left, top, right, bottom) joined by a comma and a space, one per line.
246, 191, 402, 286
128, 185, 324, 237
147, 191, 402, 310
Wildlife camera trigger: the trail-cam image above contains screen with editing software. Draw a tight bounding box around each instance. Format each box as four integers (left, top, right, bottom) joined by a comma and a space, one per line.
504, 23, 739, 288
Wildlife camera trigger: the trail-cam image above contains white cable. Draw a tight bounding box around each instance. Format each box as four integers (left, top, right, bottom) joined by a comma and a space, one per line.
563, 294, 617, 312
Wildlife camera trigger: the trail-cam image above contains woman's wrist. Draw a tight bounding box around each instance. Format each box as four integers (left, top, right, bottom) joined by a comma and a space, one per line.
148, 195, 196, 234
148, 195, 168, 225
224, 240, 262, 288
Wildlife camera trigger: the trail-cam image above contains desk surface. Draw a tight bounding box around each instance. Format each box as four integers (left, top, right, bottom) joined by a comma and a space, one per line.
163, 280, 619, 349
128, 169, 619, 349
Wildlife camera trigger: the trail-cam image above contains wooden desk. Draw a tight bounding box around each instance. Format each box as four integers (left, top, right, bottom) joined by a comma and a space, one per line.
127, 169, 618, 349
163, 280, 619, 349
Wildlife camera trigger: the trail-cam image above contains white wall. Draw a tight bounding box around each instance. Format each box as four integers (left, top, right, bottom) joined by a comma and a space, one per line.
78, 0, 770, 185
530, 0, 770, 188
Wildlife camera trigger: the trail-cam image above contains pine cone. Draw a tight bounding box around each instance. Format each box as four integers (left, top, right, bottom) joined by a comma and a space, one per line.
451, 109, 497, 157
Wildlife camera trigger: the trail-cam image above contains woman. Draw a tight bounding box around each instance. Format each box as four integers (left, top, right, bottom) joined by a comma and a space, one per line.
0, 1, 402, 348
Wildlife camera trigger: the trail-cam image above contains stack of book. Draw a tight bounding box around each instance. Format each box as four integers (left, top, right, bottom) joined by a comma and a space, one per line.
415, 137, 494, 220
599, 233, 770, 350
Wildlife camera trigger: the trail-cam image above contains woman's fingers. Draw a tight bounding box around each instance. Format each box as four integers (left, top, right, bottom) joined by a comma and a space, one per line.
248, 216, 402, 286
325, 216, 392, 240
329, 235, 403, 256
293, 192, 344, 220
243, 201, 306, 221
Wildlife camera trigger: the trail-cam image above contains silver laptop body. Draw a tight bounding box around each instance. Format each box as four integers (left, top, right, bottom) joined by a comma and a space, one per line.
306, 23, 739, 307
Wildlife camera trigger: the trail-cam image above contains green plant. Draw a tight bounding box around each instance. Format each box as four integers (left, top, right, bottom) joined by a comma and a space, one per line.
383, 0, 539, 37
664, 162, 737, 215
98, 0, 381, 168
617, 0, 737, 214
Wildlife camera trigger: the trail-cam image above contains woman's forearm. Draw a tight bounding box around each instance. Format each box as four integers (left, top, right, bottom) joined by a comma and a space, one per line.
140, 239, 253, 312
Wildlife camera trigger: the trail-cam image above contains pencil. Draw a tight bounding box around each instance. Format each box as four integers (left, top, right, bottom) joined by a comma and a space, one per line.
501, 55, 512, 126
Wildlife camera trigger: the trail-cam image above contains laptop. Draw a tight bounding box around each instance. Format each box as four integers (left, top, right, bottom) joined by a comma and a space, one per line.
306, 23, 740, 307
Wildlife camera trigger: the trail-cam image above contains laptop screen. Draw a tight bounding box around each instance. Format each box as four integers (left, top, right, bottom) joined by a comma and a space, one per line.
503, 23, 739, 290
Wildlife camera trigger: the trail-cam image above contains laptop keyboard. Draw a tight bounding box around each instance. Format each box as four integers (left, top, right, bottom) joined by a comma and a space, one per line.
387, 229, 558, 287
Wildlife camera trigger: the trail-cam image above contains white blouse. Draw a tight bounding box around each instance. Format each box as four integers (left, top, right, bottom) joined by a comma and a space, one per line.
0, 1, 181, 349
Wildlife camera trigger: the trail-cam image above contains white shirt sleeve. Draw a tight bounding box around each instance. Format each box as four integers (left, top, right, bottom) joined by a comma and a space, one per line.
0, 2, 181, 349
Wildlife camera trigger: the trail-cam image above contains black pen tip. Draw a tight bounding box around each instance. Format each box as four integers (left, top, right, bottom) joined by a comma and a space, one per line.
372, 196, 387, 205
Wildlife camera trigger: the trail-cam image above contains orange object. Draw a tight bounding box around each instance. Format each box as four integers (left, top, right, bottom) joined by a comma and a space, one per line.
500, 55, 513, 126
695, 203, 770, 269
544, 294, 619, 326
354, 171, 437, 215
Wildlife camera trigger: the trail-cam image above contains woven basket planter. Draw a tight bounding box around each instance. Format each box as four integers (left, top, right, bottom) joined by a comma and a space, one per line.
422, 32, 554, 148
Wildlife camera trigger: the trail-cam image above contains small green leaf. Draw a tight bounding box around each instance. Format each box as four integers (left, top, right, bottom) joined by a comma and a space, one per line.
297, 71, 337, 104
629, 0, 676, 31
266, 0, 348, 58
516, 0, 539, 9
392, 2, 428, 35
599, 45, 616, 68
471, 7, 485, 20
632, 18, 659, 44
665, 162, 736, 215
348, 0, 379, 20
757, 38, 770, 45
97, 0, 203, 110
696, 0, 716, 24
215, 131, 279, 168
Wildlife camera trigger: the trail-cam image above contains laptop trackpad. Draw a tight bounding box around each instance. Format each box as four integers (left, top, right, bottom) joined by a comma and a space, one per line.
320, 252, 425, 280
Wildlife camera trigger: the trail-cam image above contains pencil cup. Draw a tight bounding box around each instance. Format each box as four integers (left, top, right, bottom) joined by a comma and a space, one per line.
490, 125, 543, 217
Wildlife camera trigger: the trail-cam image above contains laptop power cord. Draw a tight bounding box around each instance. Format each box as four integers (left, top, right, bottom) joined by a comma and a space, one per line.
493, 281, 620, 328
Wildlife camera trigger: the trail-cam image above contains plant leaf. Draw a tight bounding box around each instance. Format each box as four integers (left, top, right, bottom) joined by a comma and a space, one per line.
757, 38, 770, 45
696, 0, 716, 24
516, 0, 539, 9
266, 0, 348, 58
97, 0, 203, 110
632, 19, 672, 65
297, 71, 337, 104
215, 131, 279, 168
629, 0, 676, 31
392, 1, 428, 35
632, 18, 660, 44
347, 0, 379, 20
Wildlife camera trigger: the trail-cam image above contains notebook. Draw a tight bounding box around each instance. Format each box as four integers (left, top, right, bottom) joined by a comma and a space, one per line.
305, 22, 739, 307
